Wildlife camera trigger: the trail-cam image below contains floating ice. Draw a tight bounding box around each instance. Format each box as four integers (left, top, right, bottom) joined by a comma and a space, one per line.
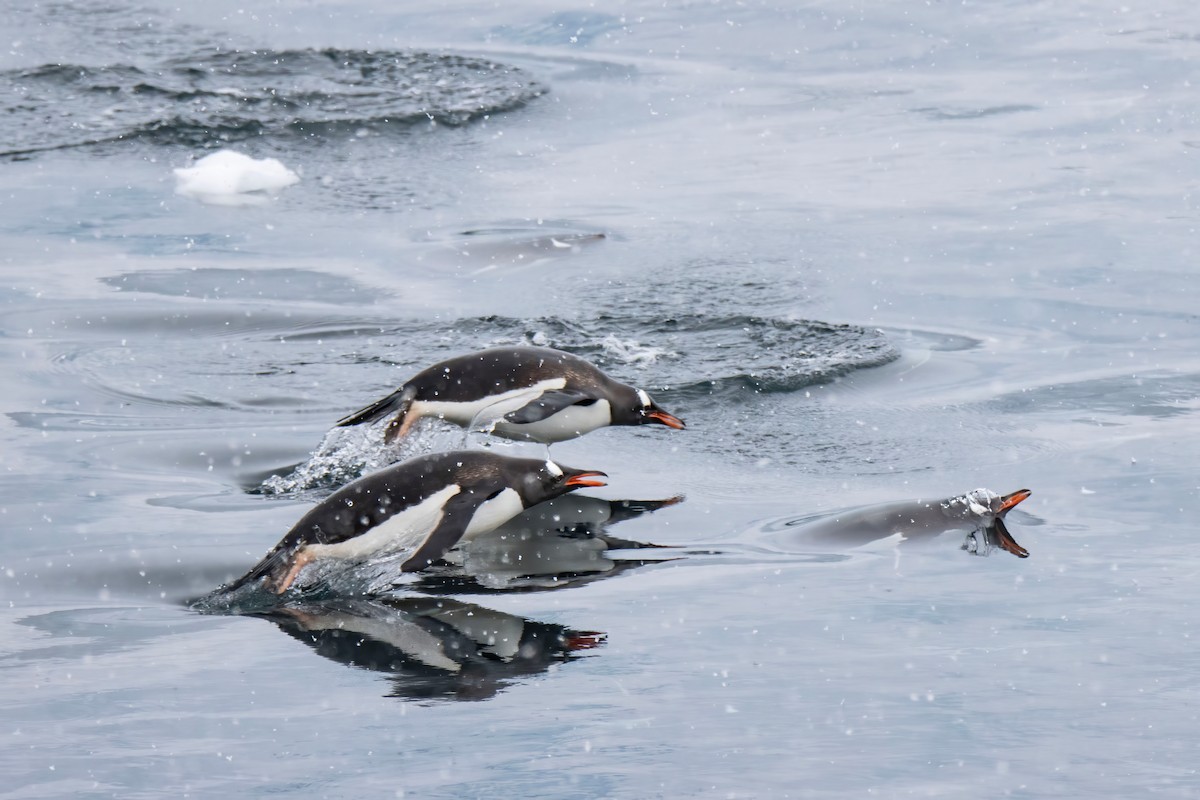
173, 150, 299, 206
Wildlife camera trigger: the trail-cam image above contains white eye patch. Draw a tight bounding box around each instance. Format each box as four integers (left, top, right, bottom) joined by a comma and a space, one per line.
636, 389, 652, 408
544, 460, 564, 478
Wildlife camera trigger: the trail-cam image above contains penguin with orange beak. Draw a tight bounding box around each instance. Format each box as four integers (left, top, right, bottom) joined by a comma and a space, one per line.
788, 488, 1033, 558
225, 451, 608, 594
335, 345, 686, 444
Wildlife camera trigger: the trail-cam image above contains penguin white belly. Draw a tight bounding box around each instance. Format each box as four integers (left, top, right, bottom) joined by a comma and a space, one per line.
492, 399, 613, 443
412, 378, 567, 428
432, 606, 528, 660
296, 610, 462, 672
307, 484, 461, 562
462, 487, 525, 538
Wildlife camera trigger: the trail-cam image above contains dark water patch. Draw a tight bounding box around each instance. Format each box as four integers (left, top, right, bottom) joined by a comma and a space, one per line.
102, 267, 379, 304
427, 227, 609, 272
491, 11, 628, 47
3, 303, 356, 339
12, 556, 252, 606
983, 370, 1200, 421
1, 49, 546, 158
879, 327, 981, 353
7, 606, 219, 663
912, 104, 1039, 122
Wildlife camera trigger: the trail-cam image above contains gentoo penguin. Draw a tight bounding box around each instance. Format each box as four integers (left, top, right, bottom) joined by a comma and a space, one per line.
335, 345, 686, 444
787, 488, 1032, 558
225, 450, 608, 594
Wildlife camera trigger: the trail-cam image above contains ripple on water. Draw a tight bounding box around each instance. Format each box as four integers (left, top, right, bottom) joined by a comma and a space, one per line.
339, 313, 898, 394
253, 312, 897, 491
8, 294, 898, 485
101, 268, 379, 305
1, 49, 546, 158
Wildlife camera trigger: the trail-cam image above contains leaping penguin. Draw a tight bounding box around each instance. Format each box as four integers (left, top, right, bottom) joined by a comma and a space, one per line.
335, 345, 686, 444
225, 450, 608, 594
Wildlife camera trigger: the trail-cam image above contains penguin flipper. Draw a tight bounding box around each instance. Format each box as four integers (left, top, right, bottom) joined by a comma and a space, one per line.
400, 489, 491, 572
336, 385, 417, 431
503, 390, 594, 424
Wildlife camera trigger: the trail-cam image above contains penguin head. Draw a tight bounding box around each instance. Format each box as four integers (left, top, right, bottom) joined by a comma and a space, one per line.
515, 459, 608, 507
615, 387, 687, 430
947, 488, 1032, 559
942, 488, 1030, 521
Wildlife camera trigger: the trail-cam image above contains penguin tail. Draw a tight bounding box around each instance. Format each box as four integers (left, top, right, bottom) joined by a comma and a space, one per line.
335, 385, 417, 440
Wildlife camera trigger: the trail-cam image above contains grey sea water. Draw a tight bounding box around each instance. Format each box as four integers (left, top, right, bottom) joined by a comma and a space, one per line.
2, 1, 1199, 797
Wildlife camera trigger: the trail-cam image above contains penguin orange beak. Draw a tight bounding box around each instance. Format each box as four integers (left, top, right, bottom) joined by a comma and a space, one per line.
565, 470, 608, 488
998, 488, 1032, 514
563, 631, 607, 650
991, 518, 1030, 559
645, 409, 686, 430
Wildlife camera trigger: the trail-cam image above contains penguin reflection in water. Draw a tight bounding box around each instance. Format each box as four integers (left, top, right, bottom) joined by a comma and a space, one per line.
416, 493, 684, 593
225, 451, 607, 594
335, 345, 686, 445
788, 488, 1033, 558
259, 596, 604, 702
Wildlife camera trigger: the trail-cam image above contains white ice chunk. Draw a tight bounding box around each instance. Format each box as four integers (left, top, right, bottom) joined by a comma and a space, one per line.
173, 150, 299, 206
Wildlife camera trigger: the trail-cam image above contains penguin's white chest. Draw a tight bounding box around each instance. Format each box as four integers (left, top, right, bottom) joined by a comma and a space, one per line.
309, 485, 462, 561
409, 379, 614, 443
412, 378, 567, 429
304, 484, 526, 563
462, 487, 526, 537
493, 399, 613, 443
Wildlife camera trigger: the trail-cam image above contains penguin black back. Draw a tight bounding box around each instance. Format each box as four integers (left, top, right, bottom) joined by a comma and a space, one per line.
225, 450, 607, 594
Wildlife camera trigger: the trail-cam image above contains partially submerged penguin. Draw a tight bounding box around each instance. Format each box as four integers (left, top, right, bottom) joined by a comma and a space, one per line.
788, 488, 1032, 557
226, 450, 608, 594
335, 345, 686, 444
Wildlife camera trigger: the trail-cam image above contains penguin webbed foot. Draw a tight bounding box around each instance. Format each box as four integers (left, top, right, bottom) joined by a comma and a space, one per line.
268, 550, 315, 594
383, 411, 417, 444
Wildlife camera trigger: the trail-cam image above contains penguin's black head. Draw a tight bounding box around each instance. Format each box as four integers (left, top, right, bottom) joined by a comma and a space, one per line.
617, 387, 686, 430
517, 460, 608, 507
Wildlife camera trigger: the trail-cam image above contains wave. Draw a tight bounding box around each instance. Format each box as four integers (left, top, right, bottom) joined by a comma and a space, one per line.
1, 49, 546, 158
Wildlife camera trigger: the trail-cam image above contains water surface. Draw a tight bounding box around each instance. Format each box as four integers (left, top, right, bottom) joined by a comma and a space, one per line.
2, 1, 1199, 797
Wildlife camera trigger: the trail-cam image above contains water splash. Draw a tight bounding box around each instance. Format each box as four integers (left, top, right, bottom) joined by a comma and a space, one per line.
598, 334, 674, 368
256, 418, 511, 496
